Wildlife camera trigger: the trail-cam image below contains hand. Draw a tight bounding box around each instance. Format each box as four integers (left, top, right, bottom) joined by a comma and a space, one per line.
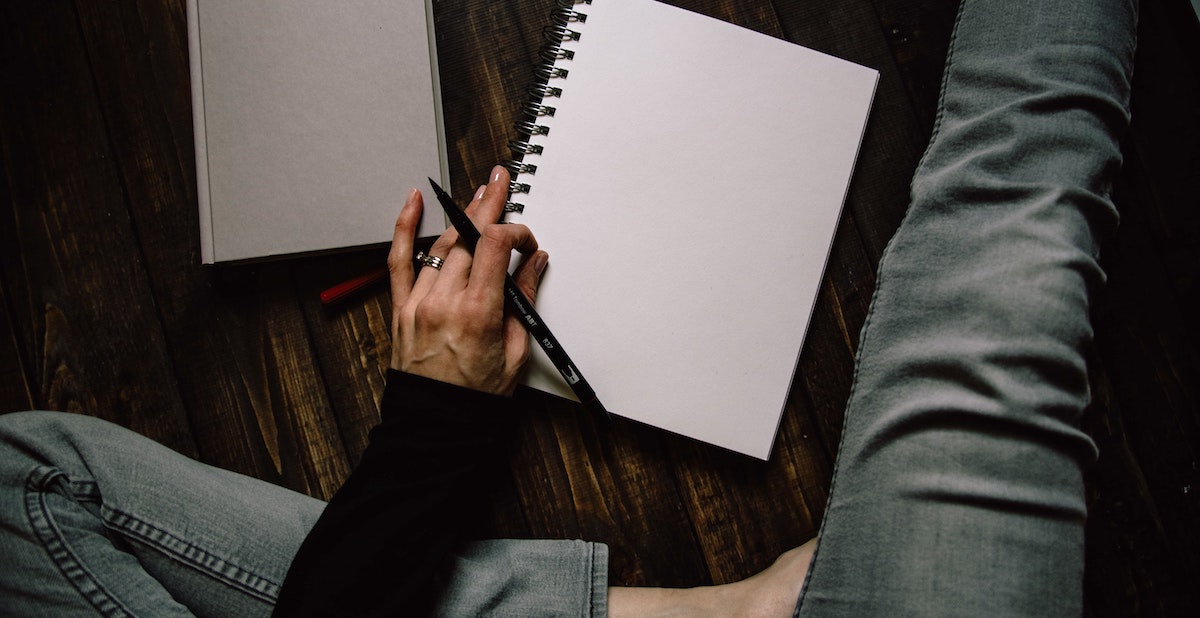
387, 166, 548, 396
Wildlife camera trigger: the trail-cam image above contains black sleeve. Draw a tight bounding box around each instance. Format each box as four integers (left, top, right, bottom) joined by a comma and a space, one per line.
273, 370, 516, 617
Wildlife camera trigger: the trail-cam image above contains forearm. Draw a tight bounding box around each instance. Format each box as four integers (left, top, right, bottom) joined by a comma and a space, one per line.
273, 370, 516, 617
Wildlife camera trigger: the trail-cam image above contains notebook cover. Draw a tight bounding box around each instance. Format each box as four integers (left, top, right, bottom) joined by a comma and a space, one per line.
188, 0, 448, 263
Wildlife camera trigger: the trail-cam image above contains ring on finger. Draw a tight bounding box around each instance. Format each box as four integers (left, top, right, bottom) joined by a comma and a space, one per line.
415, 251, 444, 271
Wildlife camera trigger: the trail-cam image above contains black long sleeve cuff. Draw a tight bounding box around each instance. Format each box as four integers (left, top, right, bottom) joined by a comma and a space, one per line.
273, 370, 517, 617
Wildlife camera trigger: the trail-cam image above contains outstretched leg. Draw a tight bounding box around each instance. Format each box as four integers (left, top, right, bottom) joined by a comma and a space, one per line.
796, 0, 1137, 614
0, 411, 609, 617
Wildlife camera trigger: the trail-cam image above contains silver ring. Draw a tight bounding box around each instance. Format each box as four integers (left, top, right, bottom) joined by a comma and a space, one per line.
415, 251, 444, 270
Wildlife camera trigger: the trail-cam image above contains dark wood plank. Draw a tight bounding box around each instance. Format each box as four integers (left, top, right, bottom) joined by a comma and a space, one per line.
69, 0, 353, 500
1083, 368, 1198, 616
866, 0, 961, 131
2, 0, 1197, 613
771, 0, 942, 453
0, 145, 36, 415
293, 250, 395, 467
505, 397, 714, 586
0, 283, 35, 415
0, 0, 197, 454
1081, 0, 1200, 614
434, 0, 558, 196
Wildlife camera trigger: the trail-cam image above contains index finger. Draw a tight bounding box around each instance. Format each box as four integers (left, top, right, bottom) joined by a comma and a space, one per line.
386, 188, 423, 303
471, 165, 512, 229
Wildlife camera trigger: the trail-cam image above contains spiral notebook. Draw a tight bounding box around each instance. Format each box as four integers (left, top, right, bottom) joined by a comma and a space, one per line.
187, 0, 448, 263
506, 0, 878, 459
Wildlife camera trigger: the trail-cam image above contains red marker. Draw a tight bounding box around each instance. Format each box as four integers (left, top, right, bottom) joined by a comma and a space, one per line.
319, 266, 388, 305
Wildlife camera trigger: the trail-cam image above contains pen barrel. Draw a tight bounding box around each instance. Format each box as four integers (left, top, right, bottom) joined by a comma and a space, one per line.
503, 275, 598, 399
430, 179, 605, 415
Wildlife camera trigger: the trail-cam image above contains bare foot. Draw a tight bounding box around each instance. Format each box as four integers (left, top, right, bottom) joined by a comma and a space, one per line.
608, 537, 817, 618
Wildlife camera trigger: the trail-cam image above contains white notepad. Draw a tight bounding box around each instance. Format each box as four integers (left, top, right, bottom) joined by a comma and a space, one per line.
187, 0, 448, 263
508, 0, 878, 459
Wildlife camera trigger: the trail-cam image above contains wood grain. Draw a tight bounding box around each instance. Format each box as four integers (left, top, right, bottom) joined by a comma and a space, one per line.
0, 0, 1196, 614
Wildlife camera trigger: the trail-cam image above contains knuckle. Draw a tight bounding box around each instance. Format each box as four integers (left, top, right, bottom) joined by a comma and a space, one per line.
479, 223, 511, 248
394, 212, 413, 232
506, 223, 532, 237
430, 230, 458, 254
411, 295, 447, 326
458, 291, 493, 322
386, 250, 409, 273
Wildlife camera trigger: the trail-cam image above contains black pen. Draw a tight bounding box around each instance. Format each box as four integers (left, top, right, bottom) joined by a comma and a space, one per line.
428, 179, 609, 419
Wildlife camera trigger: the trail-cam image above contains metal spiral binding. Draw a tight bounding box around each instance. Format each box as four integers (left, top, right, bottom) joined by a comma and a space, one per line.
504, 0, 590, 215
508, 140, 544, 155
539, 46, 575, 63
535, 65, 569, 80
529, 84, 563, 99
545, 24, 581, 43
504, 161, 538, 175
514, 120, 549, 136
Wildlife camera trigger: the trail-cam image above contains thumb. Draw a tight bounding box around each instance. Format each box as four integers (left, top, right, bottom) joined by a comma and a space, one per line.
502, 250, 550, 375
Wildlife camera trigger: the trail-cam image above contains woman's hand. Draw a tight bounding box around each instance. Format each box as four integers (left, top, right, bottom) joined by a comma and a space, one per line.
387, 166, 548, 396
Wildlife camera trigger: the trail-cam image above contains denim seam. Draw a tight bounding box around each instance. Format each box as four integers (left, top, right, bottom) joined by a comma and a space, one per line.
24, 466, 137, 618
24, 464, 283, 611
792, 2, 969, 614
100, 505, 282, 604
588, 542, 609, 617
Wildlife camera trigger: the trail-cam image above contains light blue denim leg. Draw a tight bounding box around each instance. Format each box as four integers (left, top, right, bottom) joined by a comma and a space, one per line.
436, 539, 609, 617
0, 410, 325, 617
0, 411, 609, 617
796, 0, 1137, 615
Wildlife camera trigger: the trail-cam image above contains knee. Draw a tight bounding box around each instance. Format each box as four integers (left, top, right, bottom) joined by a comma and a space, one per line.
0, 410, 92, 441
0, 411, 107, 470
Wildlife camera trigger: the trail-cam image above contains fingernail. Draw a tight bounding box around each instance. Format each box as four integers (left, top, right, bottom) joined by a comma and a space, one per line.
491, 165, 506, 183
533, 251, 549, 276
473, 184, 486, 201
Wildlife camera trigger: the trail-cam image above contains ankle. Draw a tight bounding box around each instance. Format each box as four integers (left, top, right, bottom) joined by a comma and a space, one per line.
606, 539, 816, 618
607, 585, 714, 618
728, 539, 818, 617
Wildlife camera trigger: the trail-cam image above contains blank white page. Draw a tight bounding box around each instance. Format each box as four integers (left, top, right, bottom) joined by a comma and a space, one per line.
509, 0, 878, 459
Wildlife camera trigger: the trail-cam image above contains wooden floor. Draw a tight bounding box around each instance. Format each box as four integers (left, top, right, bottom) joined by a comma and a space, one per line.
2, 0, 1197, 614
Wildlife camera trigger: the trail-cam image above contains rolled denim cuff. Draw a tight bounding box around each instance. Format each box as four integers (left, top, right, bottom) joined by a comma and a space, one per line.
437, 539, 609, 617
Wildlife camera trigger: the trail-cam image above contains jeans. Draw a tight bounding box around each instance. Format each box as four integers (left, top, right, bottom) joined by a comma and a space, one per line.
0, 0, 1137, 614
0, 412, 607, 617
796, 0, 1136, 614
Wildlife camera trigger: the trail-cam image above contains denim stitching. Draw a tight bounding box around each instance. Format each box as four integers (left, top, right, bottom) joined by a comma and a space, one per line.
24, 466, 136, 617
24, 464, 282, 613
585, 542, 596, 618
100, 506, 281, 604
793, 2, 969, 614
